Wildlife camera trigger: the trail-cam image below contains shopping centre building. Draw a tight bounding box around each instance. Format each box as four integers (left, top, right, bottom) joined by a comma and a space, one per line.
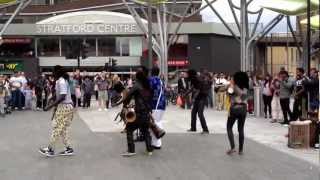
1, 0, 316, 77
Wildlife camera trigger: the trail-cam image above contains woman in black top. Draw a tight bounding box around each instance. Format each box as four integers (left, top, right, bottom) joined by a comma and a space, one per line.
121, 69, 153, 157
226, 72, 249, 155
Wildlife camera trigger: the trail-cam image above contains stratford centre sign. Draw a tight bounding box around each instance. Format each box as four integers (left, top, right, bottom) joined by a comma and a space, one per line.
35, 24, 139, 35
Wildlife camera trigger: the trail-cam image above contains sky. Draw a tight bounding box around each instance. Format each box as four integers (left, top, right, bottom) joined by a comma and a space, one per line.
200, 0, 297, 33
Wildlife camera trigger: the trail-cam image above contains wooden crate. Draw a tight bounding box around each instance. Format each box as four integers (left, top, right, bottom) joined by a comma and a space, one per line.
288, 121, 311, 149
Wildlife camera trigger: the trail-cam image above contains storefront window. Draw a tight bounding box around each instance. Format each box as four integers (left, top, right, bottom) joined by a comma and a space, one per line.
0, 38, 34, 58
85, 38, 97, 57
129, 37, 142, 56
266, 46, 298, 76
116, 38, 121, 56
38, 38, 60, 57
61, 38, 83, 58
120, 38, 130, 56
98, 37, 116, 56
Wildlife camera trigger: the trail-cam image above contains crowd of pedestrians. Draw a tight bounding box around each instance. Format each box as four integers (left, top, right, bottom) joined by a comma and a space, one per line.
0, 71, 55, 117
177, 68, 319, 123
176, 67, 319, 148
0, 70, 136, 117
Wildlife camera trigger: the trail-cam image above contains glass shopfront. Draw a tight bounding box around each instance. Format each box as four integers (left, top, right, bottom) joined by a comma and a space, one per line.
38, 38, 60, 56
37, 36, 142, 57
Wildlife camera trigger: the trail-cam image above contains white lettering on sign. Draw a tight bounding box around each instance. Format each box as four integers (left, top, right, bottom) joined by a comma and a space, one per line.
36, 24, 138, 34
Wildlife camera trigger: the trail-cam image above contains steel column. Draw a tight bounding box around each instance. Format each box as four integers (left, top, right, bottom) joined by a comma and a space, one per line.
307, 0, 311, 74
240, 0, 247, 71
0, 1, 25, 36
148, 0, 153, 71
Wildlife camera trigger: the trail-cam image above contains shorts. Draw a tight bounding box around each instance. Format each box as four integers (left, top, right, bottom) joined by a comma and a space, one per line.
98, 90, 108, 101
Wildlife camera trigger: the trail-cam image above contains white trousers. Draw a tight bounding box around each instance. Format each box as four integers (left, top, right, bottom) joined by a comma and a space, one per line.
271, 96, 283, 120
150, 110, 164, 147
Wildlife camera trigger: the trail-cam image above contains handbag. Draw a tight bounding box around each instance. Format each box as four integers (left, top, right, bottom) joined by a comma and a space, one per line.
177, 96, 183, 106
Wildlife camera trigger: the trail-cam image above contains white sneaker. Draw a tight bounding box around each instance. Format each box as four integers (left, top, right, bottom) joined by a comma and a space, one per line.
121, 152, 136, 157
98, 108, 102, 111
104, 108, 108, 111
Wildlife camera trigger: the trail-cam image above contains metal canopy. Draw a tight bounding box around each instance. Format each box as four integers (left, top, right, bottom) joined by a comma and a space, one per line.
301, 15, 319, 28
0, 0, 32, 40
262, 0, 319, 15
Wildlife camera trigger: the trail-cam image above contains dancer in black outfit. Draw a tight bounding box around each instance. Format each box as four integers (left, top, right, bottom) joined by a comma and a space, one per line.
185, 69, 211, 134
226, 72, 249, 155
121, 69, 153, 157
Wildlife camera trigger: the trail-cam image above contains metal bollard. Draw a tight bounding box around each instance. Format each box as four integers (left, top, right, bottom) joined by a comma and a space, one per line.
254, 86, 263, 117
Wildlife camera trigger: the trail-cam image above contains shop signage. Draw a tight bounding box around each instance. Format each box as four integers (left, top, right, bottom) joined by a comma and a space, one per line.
0, 62, 23, 72
36, 24, 138, 34
2, 38, 32, 44
168, 60, 189, 67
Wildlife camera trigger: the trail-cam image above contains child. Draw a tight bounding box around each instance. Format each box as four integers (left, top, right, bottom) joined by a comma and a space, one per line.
270, 76, 282, 123
23, 84, 33, 110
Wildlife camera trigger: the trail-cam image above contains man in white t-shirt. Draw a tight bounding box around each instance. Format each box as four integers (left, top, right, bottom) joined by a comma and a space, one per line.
10, 72, 23, 110
215, 73, 228, 111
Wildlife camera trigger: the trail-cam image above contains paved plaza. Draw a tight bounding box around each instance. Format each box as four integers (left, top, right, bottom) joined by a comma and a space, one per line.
0, 105, 318, 180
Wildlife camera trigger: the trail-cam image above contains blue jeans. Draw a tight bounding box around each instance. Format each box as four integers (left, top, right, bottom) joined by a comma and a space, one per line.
12, 89, 23, 109
310, 99, 319, 112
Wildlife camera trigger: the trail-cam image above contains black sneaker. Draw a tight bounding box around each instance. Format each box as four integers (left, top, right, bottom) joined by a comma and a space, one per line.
187, 129, 196, 132
201, 131, 210, 135
39, 147, 55, 157
59, 147, 74, 156
121, 152, 137, 157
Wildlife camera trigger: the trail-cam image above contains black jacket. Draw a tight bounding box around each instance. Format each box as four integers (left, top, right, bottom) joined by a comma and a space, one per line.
189, 75, 212, 100
123, 82, 153, 115
305, 76, 319, 100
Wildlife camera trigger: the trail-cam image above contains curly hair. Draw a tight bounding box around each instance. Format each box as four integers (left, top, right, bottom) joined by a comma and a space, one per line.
233, 71, 249, 90
53, 65, 69, 82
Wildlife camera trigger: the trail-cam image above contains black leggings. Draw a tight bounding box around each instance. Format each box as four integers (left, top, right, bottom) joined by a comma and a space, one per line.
191, 98, 209, 132
227, 105, 247, 152
126, 115, 152, 153
280, 98, 292, 124
263, 95, 272, 117
83, 93, 92, 108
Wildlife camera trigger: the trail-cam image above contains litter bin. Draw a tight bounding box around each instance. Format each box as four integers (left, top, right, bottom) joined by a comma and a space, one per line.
288, 120, 311, 149
254, 86, 263, 117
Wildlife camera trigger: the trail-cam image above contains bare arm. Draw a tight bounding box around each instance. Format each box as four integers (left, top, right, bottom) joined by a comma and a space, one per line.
44, 94, 66, 111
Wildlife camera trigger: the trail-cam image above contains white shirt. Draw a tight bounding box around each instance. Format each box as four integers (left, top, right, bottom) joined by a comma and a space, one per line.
215, 78, 228, 86
262, 83, 272, 96
10, 77, 22, 89
55, 77, 73, 104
